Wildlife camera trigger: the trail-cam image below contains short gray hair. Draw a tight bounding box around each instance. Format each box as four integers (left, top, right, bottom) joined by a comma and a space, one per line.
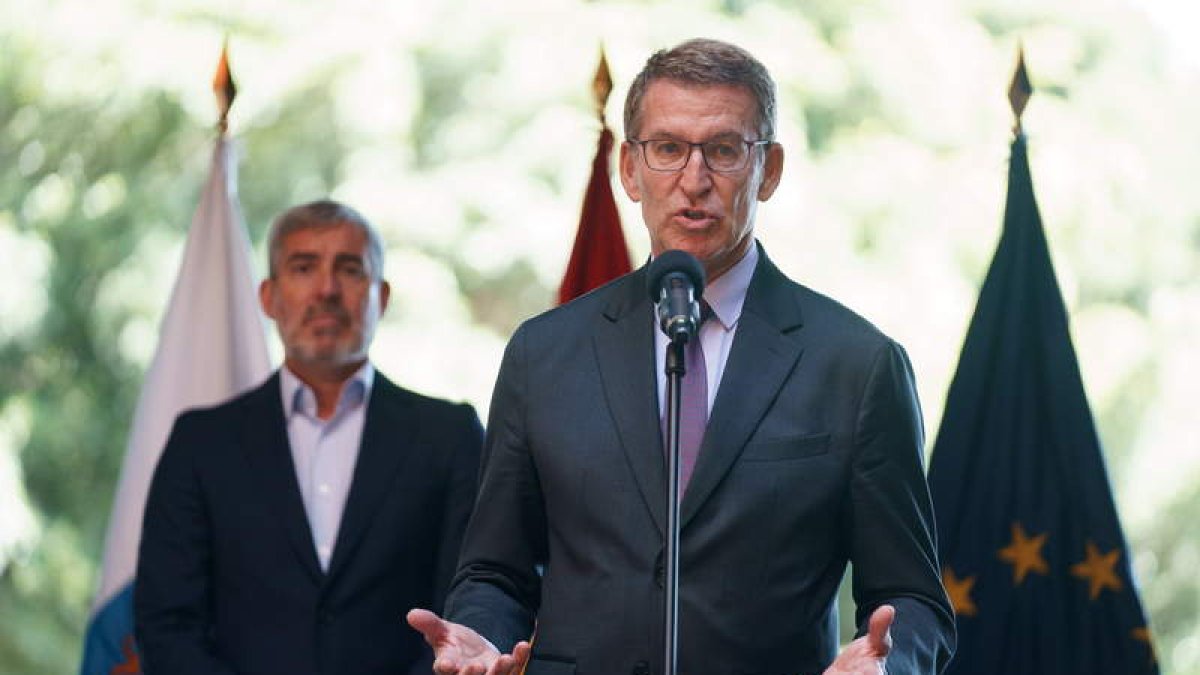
266, 199, 385, 280
623, 38, 777, 142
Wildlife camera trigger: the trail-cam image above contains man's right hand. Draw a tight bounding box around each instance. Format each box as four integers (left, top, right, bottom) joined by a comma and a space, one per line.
406, 609, 532, 675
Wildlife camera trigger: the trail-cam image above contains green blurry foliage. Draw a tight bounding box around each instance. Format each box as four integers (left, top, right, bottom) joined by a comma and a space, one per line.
1, 38, 198, 671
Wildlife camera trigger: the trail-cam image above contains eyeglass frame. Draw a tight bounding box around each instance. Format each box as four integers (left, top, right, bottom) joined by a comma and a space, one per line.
626, 136, 773, 173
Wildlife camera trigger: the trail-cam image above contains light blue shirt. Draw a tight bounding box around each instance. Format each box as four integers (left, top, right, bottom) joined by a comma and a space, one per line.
655, 242, 758, 418
279, 362, 374, 572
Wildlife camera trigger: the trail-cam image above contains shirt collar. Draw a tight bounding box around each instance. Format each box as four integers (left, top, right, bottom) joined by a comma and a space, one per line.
280, 361, 375, 420
701, 242, 758, 330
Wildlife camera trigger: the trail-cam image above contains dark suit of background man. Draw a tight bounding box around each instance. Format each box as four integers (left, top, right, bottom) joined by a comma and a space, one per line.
409, 39, 955, 675
135, 200, 483, 675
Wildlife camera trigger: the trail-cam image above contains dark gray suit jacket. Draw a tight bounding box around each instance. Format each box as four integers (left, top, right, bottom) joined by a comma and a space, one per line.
445, 245, 954, 675
135, 370, 483, 675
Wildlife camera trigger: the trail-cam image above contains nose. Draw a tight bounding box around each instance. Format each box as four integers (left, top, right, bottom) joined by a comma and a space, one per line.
678, 145, 713, 198
316, 267, 341, 298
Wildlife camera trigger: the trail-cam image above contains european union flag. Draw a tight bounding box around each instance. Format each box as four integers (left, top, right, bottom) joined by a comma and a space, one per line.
926, 133, 1158, 674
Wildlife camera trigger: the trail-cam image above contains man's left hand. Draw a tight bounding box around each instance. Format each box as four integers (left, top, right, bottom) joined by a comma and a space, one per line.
822, 604, 893, 675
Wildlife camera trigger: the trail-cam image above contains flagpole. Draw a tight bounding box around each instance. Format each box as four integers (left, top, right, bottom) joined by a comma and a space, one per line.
214, 36, 237, 136
1008, 44, 1031, 139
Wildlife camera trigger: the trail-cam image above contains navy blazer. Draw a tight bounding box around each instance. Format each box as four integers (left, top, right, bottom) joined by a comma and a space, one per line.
135, 370, 482, 675
446, 245, 954, 675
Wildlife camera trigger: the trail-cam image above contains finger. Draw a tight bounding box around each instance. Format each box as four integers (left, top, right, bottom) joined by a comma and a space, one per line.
434, 652, 473, 675
484, 655, 515, 675
407, 608, 448, 644
512, 640, 532, 668
867, 604, 895, 656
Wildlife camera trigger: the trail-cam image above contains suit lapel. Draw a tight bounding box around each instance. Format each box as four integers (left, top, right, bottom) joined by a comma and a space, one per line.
593, 268, 667, 536
681, 249, 806, 527
325, 374, 414, 583
240, 373, 324, 583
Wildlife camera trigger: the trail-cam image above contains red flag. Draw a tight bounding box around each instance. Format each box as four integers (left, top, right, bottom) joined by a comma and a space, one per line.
557, 126, 632, 304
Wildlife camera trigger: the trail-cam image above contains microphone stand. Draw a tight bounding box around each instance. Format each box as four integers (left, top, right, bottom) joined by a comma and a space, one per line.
663, 334, 687, 675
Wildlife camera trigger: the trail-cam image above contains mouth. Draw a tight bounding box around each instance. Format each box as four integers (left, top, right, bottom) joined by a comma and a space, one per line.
673, 208, 719, 227
304, 310, 349, 330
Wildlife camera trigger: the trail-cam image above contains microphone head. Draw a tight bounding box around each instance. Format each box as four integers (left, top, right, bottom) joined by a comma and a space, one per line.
646, 249, 706, 303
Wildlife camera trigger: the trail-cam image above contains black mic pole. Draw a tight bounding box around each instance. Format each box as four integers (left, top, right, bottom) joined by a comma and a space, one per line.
646, 250, 705, 675
663, 332, 686, 675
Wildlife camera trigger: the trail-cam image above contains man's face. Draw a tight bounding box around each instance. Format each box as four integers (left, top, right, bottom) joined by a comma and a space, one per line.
620, 79, 783, 281
259, 222, 389, 371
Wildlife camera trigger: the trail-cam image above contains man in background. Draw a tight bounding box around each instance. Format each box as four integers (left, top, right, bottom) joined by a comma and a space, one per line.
410, 39, 954, 675
136, 199, 483, 675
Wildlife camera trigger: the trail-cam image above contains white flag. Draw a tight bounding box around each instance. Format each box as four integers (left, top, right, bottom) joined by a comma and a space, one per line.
80, 135, 271, 675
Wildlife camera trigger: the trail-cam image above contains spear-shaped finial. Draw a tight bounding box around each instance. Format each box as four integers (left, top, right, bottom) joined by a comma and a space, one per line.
592, 47, 613, 123
213, 38, 238, 133
1008, 44, 1033, 136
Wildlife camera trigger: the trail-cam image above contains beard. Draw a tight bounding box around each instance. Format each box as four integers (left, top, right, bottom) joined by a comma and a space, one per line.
286, 302, 364, 364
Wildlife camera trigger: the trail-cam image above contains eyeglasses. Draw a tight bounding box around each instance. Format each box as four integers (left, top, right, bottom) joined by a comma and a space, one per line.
628, 136, 771, 173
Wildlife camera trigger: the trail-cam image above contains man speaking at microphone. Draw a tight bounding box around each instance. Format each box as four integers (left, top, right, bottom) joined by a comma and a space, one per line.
409, 39, 954, 675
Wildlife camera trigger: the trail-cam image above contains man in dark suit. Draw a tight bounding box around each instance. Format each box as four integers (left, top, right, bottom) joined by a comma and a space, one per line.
135, 200, 483, 675
409, 39, 954, 675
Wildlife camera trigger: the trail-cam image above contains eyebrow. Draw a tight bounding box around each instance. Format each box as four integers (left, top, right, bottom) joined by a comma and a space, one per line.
283, 252, 365, 264
644, 132, 746, 142
284, 252, 319, 265
333, 253, 365, 267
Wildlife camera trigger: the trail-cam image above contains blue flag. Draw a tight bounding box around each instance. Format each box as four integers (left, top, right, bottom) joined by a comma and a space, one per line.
927, 134, 1158, 674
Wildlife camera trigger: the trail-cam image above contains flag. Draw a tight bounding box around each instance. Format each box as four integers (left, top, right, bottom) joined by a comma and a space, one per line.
79, 135, 271, 675
927, 133, 1158, 673
557, 125, 632, 304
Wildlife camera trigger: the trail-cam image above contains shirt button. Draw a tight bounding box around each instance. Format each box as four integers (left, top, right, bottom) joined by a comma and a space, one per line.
318, 484, 330, 495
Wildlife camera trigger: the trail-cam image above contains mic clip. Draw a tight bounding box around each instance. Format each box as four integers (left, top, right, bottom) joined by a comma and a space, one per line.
656, 274, 701, 344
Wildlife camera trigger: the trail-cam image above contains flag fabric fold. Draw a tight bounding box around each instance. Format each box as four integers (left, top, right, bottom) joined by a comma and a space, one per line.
80, 136, 271, 675
557, 126, 632, 305
927, 134, 1158, 674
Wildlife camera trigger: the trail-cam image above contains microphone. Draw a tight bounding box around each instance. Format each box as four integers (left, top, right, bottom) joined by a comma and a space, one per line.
646, 250, 706, 343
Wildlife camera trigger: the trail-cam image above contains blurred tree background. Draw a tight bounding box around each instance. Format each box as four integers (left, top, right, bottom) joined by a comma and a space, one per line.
1, 0, 1197, 672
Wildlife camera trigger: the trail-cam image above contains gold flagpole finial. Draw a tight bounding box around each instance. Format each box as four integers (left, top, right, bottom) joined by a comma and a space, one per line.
592, 46, 613, 123
1008, 44, 1033, 137
213, 37, 238, 133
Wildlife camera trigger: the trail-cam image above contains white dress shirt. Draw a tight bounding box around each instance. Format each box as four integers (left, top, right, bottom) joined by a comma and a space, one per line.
279, 362, 374, 572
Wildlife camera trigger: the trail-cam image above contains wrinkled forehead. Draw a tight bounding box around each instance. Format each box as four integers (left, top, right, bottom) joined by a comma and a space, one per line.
635, 80, 761, 139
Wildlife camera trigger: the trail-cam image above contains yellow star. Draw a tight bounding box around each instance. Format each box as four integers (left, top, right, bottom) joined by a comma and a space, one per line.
1131, 626, 1157, 665
942, 567, 978, 617
996, 522, 1049, 585
1070, 541, 1123, 600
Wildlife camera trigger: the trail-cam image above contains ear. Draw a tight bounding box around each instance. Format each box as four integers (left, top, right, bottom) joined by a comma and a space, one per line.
756, 142, 785, 202
378, 280, 391, 314
618, 140, 642, 203
259, 278, 277, 319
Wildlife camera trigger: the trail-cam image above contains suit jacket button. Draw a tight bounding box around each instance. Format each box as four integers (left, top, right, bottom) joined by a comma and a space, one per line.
654, 563, 664, 588
632, 660, 650, 675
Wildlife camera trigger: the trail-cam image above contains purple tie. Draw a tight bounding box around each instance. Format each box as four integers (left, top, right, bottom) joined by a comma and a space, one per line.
666, 303, 711, 495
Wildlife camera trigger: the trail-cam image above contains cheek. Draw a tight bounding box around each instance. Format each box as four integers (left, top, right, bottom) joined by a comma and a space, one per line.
731, 183, 757, 214
351, 293, 378, 324
273, 298, 307, 332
